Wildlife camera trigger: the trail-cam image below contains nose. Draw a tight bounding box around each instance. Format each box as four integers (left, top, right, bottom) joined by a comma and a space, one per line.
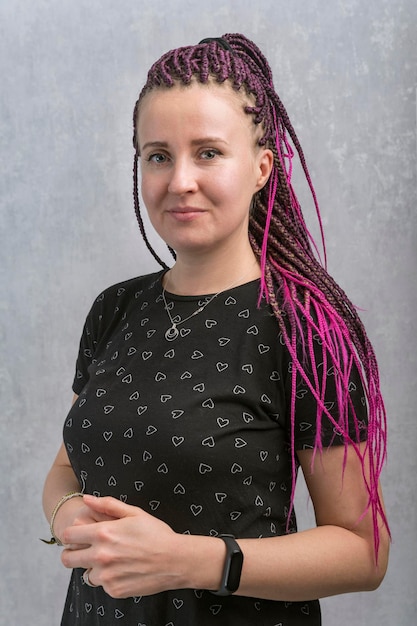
167, 158, 198, 195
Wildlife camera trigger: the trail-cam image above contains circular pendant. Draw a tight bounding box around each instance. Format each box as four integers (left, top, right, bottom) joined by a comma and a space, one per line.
165, 326, 179, 341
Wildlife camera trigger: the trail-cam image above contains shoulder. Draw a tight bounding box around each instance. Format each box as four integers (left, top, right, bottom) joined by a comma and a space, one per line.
92, 271, 163, 307
96, 271, 163, 299
85, 271, 164, 328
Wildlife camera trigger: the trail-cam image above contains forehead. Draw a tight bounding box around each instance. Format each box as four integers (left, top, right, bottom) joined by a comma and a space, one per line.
136, 81, 256, 142
141, 79, 248, 110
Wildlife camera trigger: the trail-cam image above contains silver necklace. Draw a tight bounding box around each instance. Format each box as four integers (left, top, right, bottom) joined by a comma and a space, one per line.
161, 265, 257, 342
161, 289, 218, 341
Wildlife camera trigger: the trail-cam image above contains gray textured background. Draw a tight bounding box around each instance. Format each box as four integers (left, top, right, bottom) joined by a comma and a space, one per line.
1, 0, 416, 624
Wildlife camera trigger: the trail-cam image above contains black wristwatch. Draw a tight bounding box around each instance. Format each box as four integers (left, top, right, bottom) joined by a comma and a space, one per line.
211, 534, 244, 596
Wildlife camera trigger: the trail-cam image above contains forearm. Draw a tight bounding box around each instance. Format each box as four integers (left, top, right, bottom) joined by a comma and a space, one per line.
58, 495, 389, 601
237, 525, 387, 601
43, 463, 80, 521
183, 525, 388, 602
43, 398, 81, 528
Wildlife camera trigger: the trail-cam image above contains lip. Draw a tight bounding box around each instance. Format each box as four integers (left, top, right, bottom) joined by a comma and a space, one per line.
167, 207, 206, 221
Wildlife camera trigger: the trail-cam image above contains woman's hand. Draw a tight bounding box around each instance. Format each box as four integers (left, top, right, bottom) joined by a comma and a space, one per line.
60, 495, 189, 598
53, 495, 116, 549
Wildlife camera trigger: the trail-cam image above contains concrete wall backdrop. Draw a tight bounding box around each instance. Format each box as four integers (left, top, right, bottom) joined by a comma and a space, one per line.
1, 1, 416, 624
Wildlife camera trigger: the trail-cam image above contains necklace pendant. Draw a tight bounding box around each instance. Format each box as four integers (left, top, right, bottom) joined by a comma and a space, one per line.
165, 325, 179, 341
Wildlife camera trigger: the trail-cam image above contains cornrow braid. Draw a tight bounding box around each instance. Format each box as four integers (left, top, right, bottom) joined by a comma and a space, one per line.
131, 34, 389, 557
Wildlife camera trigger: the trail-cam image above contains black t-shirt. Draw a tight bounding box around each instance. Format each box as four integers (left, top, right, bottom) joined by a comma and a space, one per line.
61, 271, 366, 626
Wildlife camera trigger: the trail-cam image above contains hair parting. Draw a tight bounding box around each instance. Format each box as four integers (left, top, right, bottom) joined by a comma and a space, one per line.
131, 33, 389, 557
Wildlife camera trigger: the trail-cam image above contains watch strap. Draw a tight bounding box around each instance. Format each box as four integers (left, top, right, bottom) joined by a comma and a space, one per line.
211, 534, 244, 596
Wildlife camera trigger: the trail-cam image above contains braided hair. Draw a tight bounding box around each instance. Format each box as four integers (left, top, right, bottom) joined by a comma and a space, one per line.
132, 34, 388, 557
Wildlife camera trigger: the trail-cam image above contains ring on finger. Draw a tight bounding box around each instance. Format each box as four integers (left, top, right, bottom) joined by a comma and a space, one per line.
83, 568, 98, 588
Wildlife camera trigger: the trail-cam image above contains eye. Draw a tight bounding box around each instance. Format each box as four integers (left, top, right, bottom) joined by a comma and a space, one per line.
147, 153, 168, 164
200, 148, 220, 160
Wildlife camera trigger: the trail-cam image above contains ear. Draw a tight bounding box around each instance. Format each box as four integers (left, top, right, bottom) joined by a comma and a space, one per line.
254, 148, 274, 192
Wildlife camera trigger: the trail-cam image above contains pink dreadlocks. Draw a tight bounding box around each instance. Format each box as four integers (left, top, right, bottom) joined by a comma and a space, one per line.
131, 33, 389, 558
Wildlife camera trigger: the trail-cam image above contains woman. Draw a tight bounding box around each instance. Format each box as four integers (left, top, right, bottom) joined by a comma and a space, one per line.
43, 34, 390, 625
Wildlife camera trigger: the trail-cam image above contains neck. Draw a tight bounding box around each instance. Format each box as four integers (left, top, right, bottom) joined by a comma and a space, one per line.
163, 247, 260, 296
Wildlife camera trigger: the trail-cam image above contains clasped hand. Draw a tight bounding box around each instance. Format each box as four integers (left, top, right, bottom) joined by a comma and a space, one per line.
60, 494, 183, 598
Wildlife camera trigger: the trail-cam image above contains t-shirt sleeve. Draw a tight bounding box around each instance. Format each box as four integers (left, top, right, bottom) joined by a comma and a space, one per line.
72, 295, 104, 395
283, 328, 368, 451
71, 285, 122, 395
71, 274, 159, 396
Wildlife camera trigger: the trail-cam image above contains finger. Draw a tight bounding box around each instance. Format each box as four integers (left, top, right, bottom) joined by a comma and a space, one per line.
63, 542, 90, 551
61, 545, 91, 570
62, 506, 115, 542
62, 519, 102, 546
83, 494, 137, 519
61, 511, 114, 549
83, 568, 100, 588
76, 507, 118, 524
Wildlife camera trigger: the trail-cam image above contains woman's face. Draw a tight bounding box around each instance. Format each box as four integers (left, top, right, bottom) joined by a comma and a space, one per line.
136, 82, 272, 259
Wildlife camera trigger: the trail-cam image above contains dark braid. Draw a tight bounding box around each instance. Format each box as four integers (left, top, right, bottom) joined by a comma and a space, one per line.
131, 34, 388, 557
132, 153, 170, 269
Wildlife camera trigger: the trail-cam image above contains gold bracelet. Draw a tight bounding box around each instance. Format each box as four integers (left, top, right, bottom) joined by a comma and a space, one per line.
40, 491, 84, 545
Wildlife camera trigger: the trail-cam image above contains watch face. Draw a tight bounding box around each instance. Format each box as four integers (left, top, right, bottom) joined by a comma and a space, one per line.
227, 546, 244, 592
212, 535, 244, 595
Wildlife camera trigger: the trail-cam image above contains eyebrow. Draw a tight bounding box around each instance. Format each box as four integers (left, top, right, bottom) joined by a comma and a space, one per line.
140, 137, 228, 152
